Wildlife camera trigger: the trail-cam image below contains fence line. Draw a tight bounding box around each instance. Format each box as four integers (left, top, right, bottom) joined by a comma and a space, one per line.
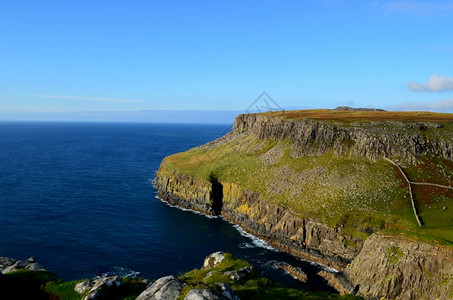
384, 157, 422, 227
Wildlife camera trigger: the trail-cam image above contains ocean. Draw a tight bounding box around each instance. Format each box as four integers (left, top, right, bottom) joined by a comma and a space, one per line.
0, 122, 335, 292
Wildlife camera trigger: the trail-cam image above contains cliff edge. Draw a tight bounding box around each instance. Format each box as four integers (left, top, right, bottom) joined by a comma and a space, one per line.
155, 109, 453, 299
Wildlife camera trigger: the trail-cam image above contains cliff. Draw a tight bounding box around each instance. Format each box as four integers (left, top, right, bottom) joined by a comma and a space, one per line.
155, 109, 453, 299
233, 113, 453, 163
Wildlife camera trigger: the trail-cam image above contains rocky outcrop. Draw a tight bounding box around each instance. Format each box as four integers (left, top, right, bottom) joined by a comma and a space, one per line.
184, 284, 239, 300
345, 233, 453, 300
334, 106, 385, 112
138, 253, 240, 300
136, 275, 186, 300
202, 252, 225, 269
223, 266, 253, 282
275, 263, 308, 283
0, 257, 47, 274
74, 276, 124, 300
233, 113, 453, 163
156, 166, 216, 215
318, 271, 356, 296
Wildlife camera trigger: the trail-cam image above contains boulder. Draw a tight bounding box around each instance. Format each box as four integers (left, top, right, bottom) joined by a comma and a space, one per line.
136, 275, 186, 300
74, 280, 94, 294
223, 266, 253, 281
0, 257, 47, 274
184, 289, 220, 300
74, 276, 124, 300
202, 252, 225, 269
183, 284, 239, 300
215, 283, 240, 300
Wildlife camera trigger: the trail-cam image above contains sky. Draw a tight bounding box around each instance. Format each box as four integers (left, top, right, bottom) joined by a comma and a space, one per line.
1, 1, 453, 122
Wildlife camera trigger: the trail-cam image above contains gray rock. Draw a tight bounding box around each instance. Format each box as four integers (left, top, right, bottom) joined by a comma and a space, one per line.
215, 283, 240, 300
183, 284, 239, 300
136, 275, 186, 300
184, 289, 220, 300
202, 252, 225, 269
2, 261, 26, 274
74, 276, 124, 300
0, 257, 17, 272
223, 266, 253, 281
25, 262, 46, 271
74, 279, 93, 294
233, 113, 453, 164
1, 257, 48, 274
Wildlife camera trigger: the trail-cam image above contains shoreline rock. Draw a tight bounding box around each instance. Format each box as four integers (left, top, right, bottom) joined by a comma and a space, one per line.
0, 256, 47, 274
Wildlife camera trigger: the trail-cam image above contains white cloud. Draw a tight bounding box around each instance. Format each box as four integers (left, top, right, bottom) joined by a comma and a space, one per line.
387, 99, 453, 112
407, 74, 453, 92
35, 95, 142, 103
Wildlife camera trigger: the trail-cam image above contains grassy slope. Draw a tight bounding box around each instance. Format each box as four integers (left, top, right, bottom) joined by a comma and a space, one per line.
44, 277, 146, 300
164, 111, 453, 245
263, 109, 453, 123
178, 253, 360, 300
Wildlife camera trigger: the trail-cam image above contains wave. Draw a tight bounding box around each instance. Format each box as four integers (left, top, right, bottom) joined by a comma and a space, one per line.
100, 266, 140, 278
297, 257, 339, 273
154, 194, 338, 273
230, 223, 277, 251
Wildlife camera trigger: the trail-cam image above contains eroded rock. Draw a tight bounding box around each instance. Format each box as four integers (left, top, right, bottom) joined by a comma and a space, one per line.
202, 252, 225, 269
136, 275, 186, 300
223, 266, 253, 281
275, 263, 307, 283
345, 233, 453, 299
184, 289, 220, 300
0, 257, 47, 274
74, 276, 124, 300
184, 284, 239, 300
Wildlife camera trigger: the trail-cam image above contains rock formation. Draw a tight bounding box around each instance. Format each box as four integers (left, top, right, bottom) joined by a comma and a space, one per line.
74, 276, 125, 300
233, 113, 453, 164
0, 256, 47, 274
155, 110, 453, 299
136, 252, 241, 300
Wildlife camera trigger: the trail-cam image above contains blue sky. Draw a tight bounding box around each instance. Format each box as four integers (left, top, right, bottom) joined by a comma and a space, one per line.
1, 1, 453, 121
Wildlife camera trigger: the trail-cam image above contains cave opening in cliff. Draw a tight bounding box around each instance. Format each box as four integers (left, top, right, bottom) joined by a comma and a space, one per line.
210, 175, 223, 215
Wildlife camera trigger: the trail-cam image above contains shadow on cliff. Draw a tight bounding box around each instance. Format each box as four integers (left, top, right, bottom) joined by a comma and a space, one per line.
210, 174, 223, 215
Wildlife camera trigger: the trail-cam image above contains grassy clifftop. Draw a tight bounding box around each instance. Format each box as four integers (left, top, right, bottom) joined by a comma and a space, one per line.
162, 109, 453, 246
263, 109, 453, 123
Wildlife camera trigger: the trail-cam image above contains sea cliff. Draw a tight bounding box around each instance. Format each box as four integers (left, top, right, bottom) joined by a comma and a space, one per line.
155, 109, 453, 299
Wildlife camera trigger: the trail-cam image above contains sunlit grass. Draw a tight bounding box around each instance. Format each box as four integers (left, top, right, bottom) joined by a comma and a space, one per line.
164, 130, 453, 245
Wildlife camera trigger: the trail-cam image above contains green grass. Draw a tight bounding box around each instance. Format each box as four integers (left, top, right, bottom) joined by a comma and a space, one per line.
45, 279, 84, 300
0, 270, 147, 300
262, 109, 453, 123
163, 129, 453, 245
177, 253, 361, 300
44, 277, 147, 300
385, 246, 404, 264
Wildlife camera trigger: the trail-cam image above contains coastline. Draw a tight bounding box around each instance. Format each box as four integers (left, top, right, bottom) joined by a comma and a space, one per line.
154, 192, 339, 273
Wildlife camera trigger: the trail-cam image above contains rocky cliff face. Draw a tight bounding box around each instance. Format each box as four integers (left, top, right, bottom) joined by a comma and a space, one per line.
345, 233, 453, 300
155, 112, 453, 299
155, 164, 362, 269
234, 113, 453, 163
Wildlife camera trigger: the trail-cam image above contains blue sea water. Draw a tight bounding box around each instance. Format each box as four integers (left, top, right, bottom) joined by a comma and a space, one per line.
0, 122, 335, 292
